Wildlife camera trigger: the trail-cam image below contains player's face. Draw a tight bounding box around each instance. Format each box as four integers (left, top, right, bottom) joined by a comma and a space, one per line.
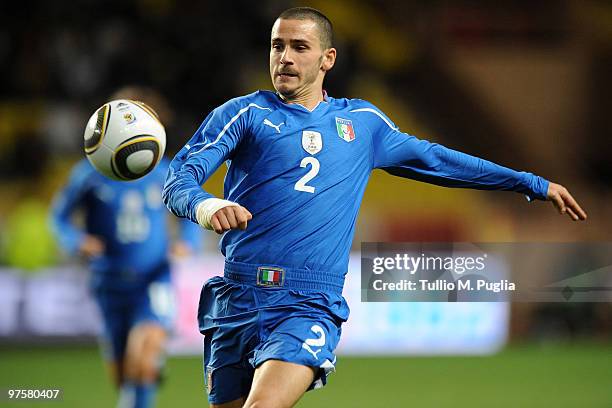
270, 18, 332, 100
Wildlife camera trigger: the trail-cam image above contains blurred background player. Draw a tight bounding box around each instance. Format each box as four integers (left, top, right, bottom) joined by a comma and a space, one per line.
49, 86, 201, 408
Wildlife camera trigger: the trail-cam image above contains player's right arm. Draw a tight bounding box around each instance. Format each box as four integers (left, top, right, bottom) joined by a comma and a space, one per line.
162, 99, 253, 233
49, 160, 105, 256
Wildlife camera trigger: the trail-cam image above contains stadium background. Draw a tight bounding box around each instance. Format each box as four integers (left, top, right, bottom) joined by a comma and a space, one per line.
0, 0, 610, 407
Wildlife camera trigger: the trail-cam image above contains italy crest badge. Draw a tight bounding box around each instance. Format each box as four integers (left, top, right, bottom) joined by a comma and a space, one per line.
336, 117, 355, 142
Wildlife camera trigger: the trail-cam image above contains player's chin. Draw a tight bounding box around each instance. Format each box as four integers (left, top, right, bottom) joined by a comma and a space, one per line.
274, 83, 297, 98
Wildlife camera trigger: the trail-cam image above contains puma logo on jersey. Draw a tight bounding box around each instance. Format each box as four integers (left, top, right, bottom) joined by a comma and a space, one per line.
302, 343, 322, 360
263, 118, 284, 133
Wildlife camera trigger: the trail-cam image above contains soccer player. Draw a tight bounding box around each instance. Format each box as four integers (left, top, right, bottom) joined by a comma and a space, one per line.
162, 7, 587, 408
50, 92, 201, 408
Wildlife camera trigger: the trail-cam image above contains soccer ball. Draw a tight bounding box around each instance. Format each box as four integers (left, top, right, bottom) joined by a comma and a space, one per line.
83, 99, 166, 180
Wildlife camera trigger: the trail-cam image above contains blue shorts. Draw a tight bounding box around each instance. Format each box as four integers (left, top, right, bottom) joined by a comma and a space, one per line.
199, 262, 349, 404
94, 264, 175, 361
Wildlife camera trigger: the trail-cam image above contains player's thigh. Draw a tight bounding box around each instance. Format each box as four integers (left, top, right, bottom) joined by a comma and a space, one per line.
243, 360, 317, 408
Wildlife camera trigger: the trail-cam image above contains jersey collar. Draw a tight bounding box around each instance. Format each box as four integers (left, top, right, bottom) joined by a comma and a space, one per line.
273, 90, 330, 113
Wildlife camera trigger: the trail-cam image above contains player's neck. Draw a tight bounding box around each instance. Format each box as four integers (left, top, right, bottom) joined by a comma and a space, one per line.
279, 88, 325, 111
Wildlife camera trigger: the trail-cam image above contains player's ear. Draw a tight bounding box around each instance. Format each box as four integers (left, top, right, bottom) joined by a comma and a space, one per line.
321, 47, 336, 72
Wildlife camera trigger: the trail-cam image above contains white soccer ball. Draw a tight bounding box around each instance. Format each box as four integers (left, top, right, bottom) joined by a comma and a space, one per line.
83, 99, 166, 180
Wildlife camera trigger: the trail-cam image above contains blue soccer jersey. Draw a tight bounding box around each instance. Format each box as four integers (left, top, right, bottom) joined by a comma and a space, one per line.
51, 158, 201, 291
163, 90, 548, 284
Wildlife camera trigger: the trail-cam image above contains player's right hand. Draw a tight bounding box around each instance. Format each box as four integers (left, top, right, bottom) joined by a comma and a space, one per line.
79, 235, 105, 257
210, 205, 253, 234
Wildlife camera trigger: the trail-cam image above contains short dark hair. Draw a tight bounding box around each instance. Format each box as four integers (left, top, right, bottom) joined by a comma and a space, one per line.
277, 7, 333, 49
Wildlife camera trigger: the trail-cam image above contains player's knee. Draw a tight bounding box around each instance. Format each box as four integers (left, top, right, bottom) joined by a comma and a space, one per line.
123, 355, 140, 381
139, 352, 160, 383
135, 329, 166, 382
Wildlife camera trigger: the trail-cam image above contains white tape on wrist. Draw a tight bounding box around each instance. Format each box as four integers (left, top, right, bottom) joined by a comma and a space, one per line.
195, 198, 239, 230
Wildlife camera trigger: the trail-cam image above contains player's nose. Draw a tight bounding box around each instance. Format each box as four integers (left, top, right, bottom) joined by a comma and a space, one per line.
279, 48, 294, 64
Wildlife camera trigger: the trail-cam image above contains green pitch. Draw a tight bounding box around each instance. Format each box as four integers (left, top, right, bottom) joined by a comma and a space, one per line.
0, 343, 609, 407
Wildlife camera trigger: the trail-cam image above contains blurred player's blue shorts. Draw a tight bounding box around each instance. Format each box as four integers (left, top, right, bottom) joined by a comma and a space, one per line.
94, 262, 175, 361
199, 261, 349, 404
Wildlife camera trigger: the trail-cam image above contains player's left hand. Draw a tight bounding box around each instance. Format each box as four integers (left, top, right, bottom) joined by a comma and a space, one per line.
546, 182, 587, 221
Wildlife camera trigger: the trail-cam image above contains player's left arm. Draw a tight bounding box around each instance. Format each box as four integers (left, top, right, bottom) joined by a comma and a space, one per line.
49, 161, 94, 254
360, 103, 586, 220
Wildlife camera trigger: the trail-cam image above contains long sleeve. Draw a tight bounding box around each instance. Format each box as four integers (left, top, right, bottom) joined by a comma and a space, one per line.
354, 102, 549, 200
162, 98, 257, 223
49, 160, 91, 255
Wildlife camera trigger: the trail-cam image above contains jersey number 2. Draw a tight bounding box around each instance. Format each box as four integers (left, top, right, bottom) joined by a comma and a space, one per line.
294, 157, 320, 194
